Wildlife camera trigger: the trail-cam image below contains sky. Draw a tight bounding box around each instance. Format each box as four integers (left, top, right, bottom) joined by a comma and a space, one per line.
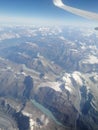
0, 0, 98, 25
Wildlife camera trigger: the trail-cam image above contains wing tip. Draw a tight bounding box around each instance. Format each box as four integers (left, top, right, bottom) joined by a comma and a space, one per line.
53, 0, 64, 7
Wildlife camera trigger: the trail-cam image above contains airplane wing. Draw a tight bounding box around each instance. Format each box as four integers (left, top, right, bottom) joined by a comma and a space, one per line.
53, 0, 98, 21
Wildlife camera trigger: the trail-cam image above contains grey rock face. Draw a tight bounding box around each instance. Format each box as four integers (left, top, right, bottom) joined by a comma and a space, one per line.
0, 99, 30, 130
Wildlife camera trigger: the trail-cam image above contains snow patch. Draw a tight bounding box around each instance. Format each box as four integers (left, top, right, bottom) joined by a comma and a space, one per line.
83, 55, 98, 64
65, 85, 72, 92
62, 73, 73, 93
39, 82, 62, 92
21, 72, 27, 76
0, 33, 20, 41
59, 36, 65, 40
94, 75, 98, 81
30, 118, 35, 130
72, 72, 83, 86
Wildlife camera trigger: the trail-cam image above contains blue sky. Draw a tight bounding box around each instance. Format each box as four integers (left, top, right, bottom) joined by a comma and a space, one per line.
0, 0, 98, 25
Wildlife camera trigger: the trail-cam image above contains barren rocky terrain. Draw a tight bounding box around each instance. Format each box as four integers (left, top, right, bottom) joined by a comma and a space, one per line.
0, 25, 98, 130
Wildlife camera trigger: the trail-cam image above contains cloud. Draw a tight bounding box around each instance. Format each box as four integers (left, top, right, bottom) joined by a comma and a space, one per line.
53, 0, 98, 21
